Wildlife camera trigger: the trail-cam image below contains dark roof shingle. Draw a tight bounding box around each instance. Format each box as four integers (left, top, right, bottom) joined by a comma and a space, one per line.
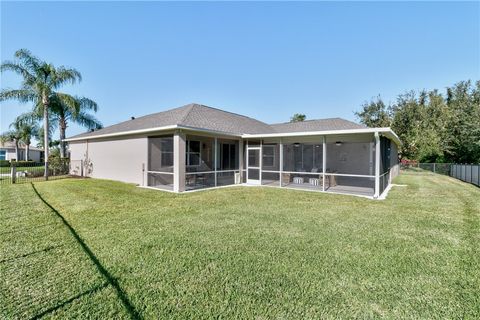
67, 104, 364, 140
270, 118, 365, 133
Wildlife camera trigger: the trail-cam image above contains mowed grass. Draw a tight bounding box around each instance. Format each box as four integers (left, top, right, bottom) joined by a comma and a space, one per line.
1, 172, 479, 319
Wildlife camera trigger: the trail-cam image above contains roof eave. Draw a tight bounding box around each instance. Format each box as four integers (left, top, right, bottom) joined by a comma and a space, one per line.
65, 125, 401, 146
242, 127, 402, 145
63, 124, 243, 142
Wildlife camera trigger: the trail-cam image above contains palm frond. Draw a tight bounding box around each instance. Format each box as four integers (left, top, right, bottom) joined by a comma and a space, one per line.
0, 89, 37, 103
0, 130, 16, 144
77, 97, 98, 112
14, 111, 42, 126
73, 111, 103, 130
0, 61, 35, 83
14, 49, 41, 73
51, 66, 82, 88
54, 92, 79, 114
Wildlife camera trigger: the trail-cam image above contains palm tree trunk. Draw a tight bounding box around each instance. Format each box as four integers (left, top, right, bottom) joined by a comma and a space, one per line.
43, 97, 49, 180
14, 139, 19, 161
60, 118, 67, 158
25, 144, 30, 161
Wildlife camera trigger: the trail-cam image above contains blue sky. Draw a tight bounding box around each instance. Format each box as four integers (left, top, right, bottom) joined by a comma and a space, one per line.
1, 1, 479, 140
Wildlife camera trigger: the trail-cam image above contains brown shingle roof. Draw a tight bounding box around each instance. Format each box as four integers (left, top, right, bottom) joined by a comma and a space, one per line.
67, 103, 364, 140
270, 118, 365, 133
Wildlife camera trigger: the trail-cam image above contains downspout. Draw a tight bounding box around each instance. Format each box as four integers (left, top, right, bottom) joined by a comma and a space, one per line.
279, 138, 283, 187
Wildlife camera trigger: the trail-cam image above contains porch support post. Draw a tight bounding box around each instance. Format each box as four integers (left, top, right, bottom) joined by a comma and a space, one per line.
374, 131, 380, 199
322, 136, 326, 192
214, 137, 218, 187
239, 139, 244, 183
173, 130, 186, 193
259, 139, 263, 183
279, 138, 283, 187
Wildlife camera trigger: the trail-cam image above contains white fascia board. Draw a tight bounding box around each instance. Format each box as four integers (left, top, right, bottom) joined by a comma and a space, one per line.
64, 125, 179, 142
175, 125, 241, 138
64, 124, 241, 142
242, 127, 401, 145
65, 124, 401, 146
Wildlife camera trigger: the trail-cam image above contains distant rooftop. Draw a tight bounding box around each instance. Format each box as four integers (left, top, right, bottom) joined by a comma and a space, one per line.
0, 141, 43, 151
67, 103, 365, 140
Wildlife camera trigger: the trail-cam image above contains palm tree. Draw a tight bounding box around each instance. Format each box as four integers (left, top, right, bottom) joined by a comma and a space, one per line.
0, 49, 82, 179
0, 130, 22, 161
51, 93, 102, 158
16, 93, 102, 158
12, 117, 39, 160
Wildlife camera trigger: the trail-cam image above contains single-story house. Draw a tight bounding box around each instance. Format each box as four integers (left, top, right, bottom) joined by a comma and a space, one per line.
66, 103, 400, 199
0, 141, 43, 162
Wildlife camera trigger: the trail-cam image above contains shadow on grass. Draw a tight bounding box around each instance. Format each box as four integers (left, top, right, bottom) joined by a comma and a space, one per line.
31, 183, 142, 320
0, 244, 65, 264
30, 282, 110, 320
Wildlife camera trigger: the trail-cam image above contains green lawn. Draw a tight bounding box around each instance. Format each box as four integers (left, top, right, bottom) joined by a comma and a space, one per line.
1, 172, 479, 319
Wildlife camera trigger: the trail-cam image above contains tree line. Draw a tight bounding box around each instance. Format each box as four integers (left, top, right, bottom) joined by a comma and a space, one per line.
355, 80, 480, 164
0, 49, 101, 178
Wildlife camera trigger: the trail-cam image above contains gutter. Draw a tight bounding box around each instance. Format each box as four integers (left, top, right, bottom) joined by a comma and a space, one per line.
65, 125, 401, 146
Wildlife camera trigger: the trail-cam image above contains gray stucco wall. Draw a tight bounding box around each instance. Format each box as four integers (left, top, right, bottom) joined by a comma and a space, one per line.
69, 136, 148, 185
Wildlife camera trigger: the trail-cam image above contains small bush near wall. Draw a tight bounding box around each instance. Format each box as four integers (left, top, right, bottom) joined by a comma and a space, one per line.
10, 160, 39, 167
0, 160, 10, 167
48, 155, 69, 175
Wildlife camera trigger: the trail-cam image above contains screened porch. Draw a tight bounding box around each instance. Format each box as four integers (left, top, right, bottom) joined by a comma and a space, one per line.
144, 130, 396, 198
246, 133, 378, 198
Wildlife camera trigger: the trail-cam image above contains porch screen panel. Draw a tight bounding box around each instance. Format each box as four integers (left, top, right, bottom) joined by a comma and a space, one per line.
325, 142, 374, 176
185, 135, 215, 190
147, 136, 174, 190
262, 144, 280, 186
283, 143, 323, 173
281, 142, 323, 190
217, 139, 240, 187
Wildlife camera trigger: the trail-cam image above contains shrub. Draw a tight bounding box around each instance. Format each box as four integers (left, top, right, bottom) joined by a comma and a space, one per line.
10, 160, 40, 167
0, 160, 10, 167
48, 155, 69, 175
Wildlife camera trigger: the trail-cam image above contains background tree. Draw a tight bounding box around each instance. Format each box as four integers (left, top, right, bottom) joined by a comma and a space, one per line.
355, 80, 480, 163
0, 49, 82, 179
19, 93, 102, 158
51, 93, 102, 158
0, 129, 22, 160
355, 96, 391, 128
290, 113, 306, 122
12, 117, 39, 160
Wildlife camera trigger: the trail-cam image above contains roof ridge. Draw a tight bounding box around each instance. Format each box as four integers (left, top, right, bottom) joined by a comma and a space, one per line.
191, 103, 271, 125
270, 117, 348, 125
179, 103, 197, 124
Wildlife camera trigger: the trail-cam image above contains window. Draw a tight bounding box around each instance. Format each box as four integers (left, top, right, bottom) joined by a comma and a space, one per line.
0, 150, 5, 160
262, 145, 275, 167
186, 140, 201, 166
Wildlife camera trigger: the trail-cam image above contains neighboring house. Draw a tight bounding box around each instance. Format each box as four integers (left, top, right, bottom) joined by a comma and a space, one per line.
0, 141, 43, 162
66, 103, 400, 199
